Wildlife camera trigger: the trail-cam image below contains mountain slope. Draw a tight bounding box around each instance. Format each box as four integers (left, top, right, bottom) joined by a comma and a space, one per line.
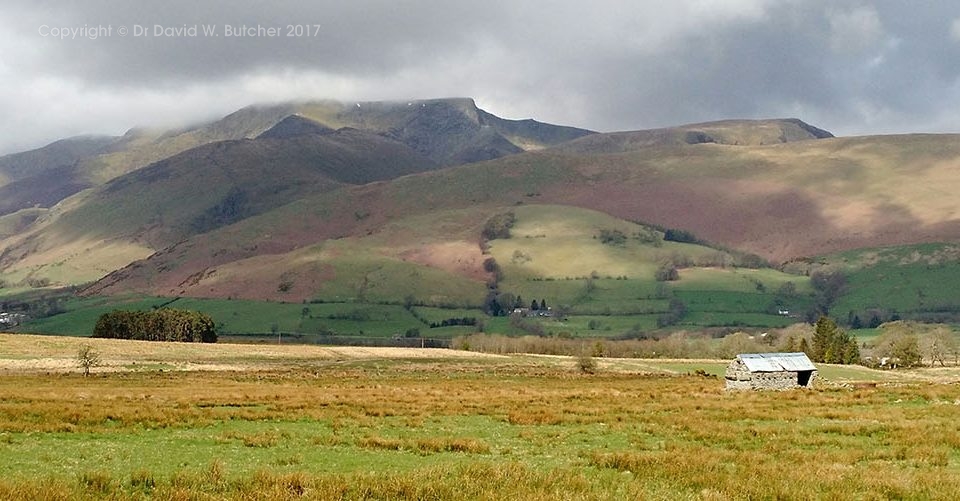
0, 135, 116, 185
78, 129, 960, 301
0, 99, 590, 220
553, 118, 832, 154
8, 107, 960, 309
0, 123, 441, 284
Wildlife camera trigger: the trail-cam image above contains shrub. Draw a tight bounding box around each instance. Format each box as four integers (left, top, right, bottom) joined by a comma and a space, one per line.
655, 264, 679, 282
577, 354, 598, 374
598, 229, 627, 246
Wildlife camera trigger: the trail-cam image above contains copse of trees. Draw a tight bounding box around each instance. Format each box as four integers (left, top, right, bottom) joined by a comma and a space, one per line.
809, 316, 859, 364
481, 211, 516, 241
93, 308, 217, 343
662, 228, 702, 245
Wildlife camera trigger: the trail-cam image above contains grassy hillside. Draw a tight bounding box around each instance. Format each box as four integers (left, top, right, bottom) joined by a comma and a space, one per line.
0, 126, 451, 287
801, 243, 960, 325
487, 205, 809, 331
0, 208, 45, 241
14, 205, 820, 338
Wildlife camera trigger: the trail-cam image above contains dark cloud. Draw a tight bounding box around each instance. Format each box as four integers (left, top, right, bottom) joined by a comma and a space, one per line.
3, 1, 960, 154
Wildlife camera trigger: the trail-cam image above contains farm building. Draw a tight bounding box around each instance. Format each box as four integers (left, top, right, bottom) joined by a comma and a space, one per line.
725, 352, 817, 391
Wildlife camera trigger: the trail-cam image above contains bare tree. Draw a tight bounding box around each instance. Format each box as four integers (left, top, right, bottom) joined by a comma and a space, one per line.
77, 344, 101, 377
920, 325, 956, 367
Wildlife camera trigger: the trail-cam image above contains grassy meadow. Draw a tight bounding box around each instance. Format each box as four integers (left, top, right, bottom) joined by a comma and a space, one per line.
0, 334, 959, 499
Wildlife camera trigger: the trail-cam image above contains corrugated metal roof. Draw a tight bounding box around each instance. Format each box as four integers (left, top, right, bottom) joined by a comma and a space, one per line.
738, 352, 816, 372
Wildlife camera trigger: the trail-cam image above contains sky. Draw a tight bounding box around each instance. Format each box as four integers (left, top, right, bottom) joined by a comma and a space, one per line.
2, 0, 960, 154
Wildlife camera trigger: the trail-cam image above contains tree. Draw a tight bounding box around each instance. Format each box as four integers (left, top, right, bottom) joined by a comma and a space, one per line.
923, 326, 957, 367
481, 212, 516, 241
875, 321, 923, 368
891, 335, 922, 368
483, 291, 503, 316
655, 264, 679, 282
718, 332, 763, 358
497, 292, 517, 315
77, 344, 101, 377
663, 228, 700, 244
657, 298, 687, 328
850, 314, 863, 329
482, 258, 502, 283
811, 270, 847, 315
811, 316, 859, 364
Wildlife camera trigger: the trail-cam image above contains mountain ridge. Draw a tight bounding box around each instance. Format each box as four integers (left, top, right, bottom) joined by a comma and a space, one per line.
7, 100, 960, 309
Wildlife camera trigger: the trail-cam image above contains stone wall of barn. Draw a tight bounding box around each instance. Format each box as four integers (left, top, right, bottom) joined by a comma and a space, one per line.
724, 359, 817, 390
724, 359, 753, 390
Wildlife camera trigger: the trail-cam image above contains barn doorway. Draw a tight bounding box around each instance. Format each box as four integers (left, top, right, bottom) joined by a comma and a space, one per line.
797, 370, 813, 387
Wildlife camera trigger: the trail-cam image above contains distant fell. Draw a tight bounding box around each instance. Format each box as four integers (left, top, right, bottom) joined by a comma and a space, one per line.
554, 118, 832, 154
256, 115, 335, 140
0, 135, 116, 183
0, 98, 590, 218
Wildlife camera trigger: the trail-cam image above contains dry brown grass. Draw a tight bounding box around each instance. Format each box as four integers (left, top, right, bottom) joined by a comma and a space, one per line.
1, 364, 960, 499
3, 333, 960, 499
0, 333, 501, 373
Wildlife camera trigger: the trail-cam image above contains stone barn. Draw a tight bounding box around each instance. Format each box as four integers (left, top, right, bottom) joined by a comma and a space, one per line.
725, 352, 817, 390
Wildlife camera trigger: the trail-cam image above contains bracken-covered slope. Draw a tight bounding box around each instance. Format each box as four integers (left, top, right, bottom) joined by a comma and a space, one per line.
0, 136, 117, 216
0, 118, 451, 285
80, 130, 960, 302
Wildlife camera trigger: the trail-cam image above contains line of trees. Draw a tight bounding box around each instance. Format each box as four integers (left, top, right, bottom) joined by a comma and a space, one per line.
93, 308, 217, 343
429, 317, 477, 328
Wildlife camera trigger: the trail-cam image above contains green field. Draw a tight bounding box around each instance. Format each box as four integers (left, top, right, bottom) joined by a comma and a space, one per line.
814, 243, 960, 323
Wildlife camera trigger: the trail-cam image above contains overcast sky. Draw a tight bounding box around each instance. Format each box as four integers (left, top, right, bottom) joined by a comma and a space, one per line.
2, 1, 960, 154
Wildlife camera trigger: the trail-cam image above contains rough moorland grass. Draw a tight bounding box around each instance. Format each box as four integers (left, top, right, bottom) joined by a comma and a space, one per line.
0, 358, 959, 499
